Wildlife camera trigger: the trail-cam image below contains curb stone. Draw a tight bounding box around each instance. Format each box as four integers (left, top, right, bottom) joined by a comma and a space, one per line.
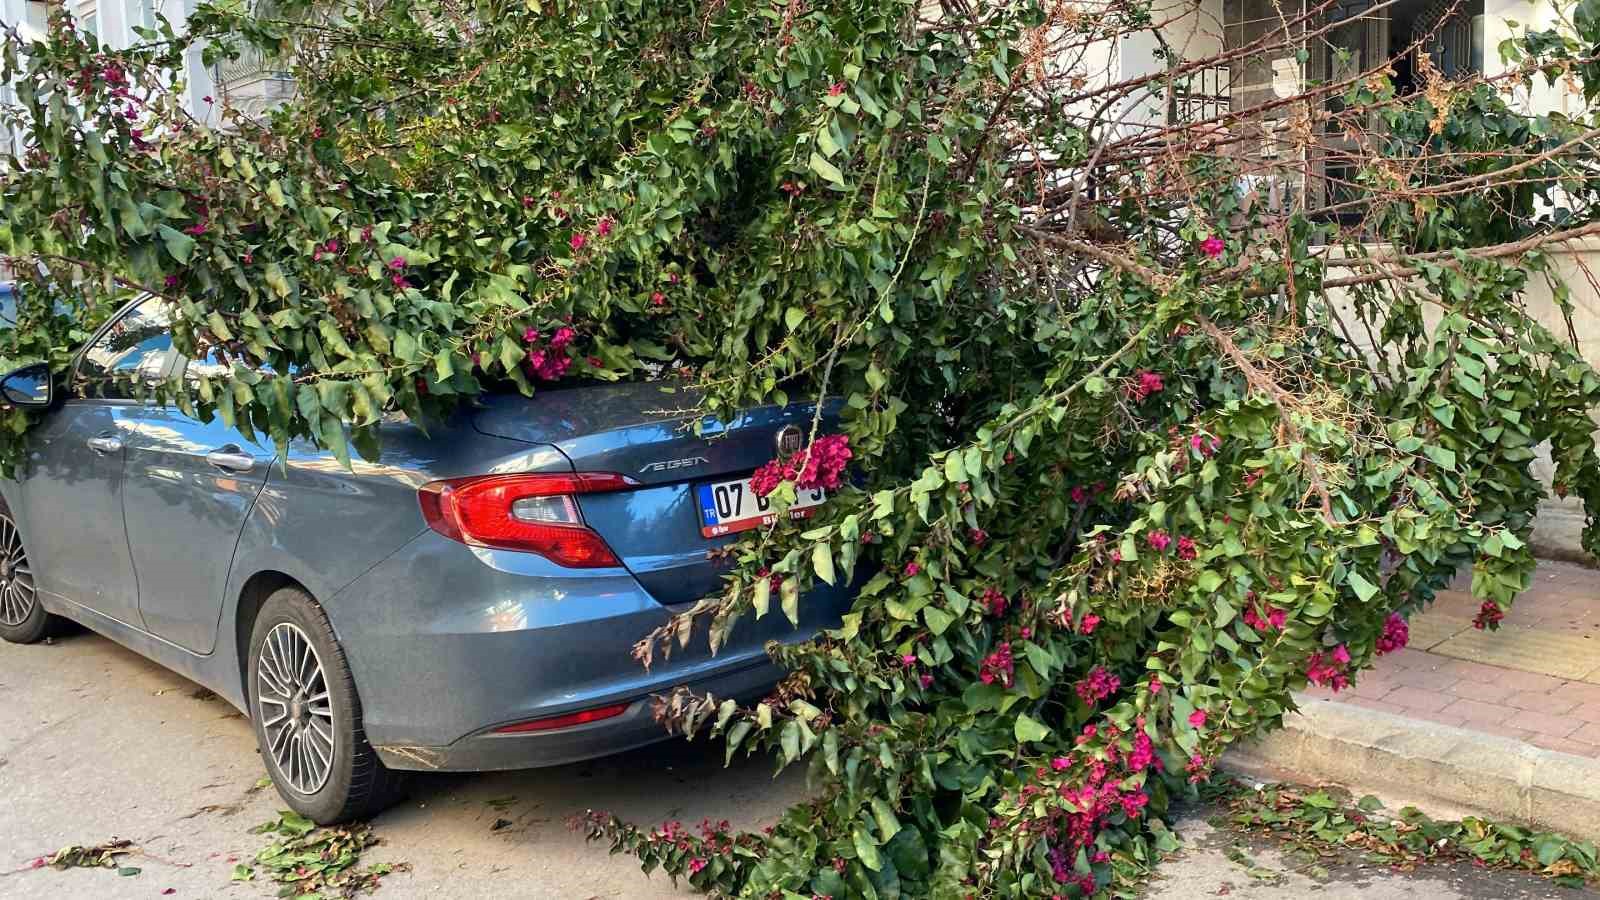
1221, 696, 1600, 840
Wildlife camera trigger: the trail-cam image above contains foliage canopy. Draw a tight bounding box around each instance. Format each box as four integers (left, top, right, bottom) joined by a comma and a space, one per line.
7, 0, 1600, 895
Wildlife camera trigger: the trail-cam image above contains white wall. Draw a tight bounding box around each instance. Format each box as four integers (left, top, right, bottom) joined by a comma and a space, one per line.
0, 0, 219, 147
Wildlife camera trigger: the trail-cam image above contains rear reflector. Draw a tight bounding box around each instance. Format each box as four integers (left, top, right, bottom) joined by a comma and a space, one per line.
491, 702, 631, 734
417, 472, 637, 567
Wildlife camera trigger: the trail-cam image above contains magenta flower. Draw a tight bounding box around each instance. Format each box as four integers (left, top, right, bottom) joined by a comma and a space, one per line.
1146, 530, 1172, 553
1176, 535, 1198, 561
596, 216, 613, 238
1188, 710, 1207, 728
903, 561, 921, 578
1200, 235, 1225, 258
388, 256, 405, 270
1376, 612, 1409, 654
900, 654, 917, 667
569, 232, 587, 251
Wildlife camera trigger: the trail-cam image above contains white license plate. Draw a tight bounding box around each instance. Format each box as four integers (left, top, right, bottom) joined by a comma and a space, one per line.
696, 477, 826, 537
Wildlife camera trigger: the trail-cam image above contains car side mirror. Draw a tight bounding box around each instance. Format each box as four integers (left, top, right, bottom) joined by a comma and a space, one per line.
0, 362, 53, 408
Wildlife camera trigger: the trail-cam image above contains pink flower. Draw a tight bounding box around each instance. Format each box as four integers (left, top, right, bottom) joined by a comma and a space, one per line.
1200, 235, 1225, 258
1473, 601, 1504, 630
1175, 535, 1198, 561
596, 216, 613, 237
1376, 612, 1409, 654
982, 586, 1007, 616
1147, 675, 1163, 693
1188, 710, 1207, 728
979, 642, 1015, 688
688, 857, 707, 874
919, 673, 933, 688
970, 528, 988, 545
1332, 644, 1351, 665
1051, 756, 1071, 771
651, 291, 666, 306
901, 654, 917, 667
1130, 370, 1165, 401
1074, 666, 1121, 706
828, 82, 846, 96
388, 256, 405, 270
1070, 485, 1087, 503
1078, 613, 1100, 635
1146, 530, 1172, 553
570, 232, 588, 251
903, 561, 921, 578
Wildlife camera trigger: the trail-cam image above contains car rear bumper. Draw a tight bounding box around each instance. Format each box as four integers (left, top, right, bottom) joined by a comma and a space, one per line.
326, 530, 850, 769
371, 656, 779, 772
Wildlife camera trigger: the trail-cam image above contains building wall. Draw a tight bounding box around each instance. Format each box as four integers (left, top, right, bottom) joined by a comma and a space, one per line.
0, 0, 220, 143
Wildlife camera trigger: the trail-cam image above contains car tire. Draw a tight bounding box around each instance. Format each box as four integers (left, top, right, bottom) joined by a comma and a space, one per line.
247, 585, 406, 824
0, 497, 61, 645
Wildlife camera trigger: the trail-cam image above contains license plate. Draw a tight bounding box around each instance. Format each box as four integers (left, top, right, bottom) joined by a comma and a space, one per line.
696, 477, 826, 537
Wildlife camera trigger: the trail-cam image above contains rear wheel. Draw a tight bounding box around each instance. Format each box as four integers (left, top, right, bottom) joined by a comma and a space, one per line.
247, 586, 405, 823
0, 501, 60, 645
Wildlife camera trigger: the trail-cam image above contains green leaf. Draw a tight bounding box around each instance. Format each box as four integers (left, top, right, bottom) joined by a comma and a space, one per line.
781, 576, 800, 626
156, 224, 196, 264
1014, 714, 1050, 743
753, 576, 771, 617
853, 827, 883, 871
809, 152, 845, 186
923, 605, 955, 635
944, 451, 966, 484
813, 543, 836, 585
870, 797, 901, 842
1347, 571, 1379, 603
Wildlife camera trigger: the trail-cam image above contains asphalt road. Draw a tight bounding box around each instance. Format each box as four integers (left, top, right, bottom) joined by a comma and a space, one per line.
3, 626, 1597, 899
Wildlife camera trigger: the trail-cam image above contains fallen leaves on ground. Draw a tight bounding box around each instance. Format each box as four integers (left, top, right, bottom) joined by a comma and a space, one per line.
24, 839, 140, 876
233, 811, 408, 898
1209, 779, 1600, 888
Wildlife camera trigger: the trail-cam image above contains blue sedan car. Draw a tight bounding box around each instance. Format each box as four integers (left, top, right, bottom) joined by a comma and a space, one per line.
0, 294, 851, 822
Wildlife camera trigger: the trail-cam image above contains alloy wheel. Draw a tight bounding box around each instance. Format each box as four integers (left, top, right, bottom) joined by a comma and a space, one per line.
0, 513, 36, 627
256, 622, 337, 794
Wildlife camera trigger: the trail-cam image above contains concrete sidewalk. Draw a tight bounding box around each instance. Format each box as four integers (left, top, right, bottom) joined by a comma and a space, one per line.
1229, 560, 1600, 838
1316, 562, 1600, 755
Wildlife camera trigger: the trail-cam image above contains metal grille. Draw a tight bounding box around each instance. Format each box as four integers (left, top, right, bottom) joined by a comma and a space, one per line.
1168, 65, 1231, 125
1411, 0, 1481, 78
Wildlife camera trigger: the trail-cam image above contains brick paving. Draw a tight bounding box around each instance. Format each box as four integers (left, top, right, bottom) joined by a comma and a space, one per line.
1303, 559, 1600, 759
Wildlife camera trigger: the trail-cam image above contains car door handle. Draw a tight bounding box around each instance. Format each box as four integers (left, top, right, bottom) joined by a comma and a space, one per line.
87, 436, 123, 455
205, 449, 256, 473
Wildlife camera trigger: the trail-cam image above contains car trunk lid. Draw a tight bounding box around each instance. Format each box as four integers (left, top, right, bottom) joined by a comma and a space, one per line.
471, 383, 839, 608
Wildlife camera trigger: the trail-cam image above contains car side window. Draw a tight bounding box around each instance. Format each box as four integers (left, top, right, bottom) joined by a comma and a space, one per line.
74, 297, 174, 401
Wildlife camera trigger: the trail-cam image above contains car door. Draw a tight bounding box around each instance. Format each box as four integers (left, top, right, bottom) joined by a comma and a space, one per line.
120, 344, 273, 654
16, 297, 174, 626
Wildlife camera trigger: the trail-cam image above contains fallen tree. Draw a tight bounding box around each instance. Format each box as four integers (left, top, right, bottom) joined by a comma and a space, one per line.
5, 0, 1600, 895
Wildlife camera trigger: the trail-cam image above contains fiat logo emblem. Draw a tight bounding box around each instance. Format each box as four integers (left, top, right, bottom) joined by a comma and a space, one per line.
775, 424, 804, 456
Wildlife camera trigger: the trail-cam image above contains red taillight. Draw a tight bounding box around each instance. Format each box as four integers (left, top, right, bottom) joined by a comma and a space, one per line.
491, 702, 630, 734
417, 472, 636, 567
